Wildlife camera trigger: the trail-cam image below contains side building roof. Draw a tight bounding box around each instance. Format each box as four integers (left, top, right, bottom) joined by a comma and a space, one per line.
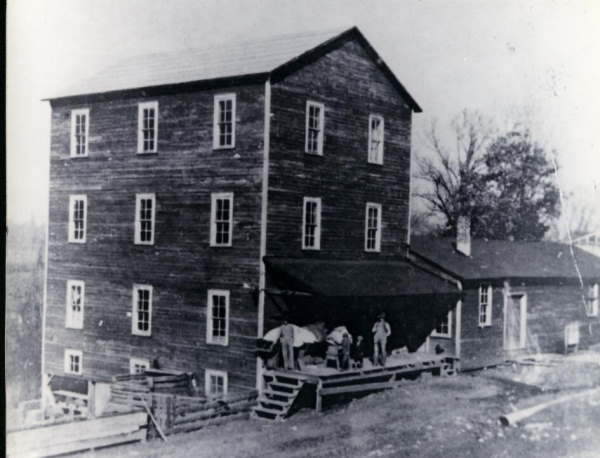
45, 26, 421, 112
410, 237, 600, 283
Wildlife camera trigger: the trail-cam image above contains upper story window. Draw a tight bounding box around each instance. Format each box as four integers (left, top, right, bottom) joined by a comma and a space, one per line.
587, 283, 599, 317
70, 109, 89, 157
205, 369, 228, 398
213, 94, 236, 149
305, 101, 324, 155
302, 197, 321, 250
478, 285, 493, 326
210, 193, 233, 247
206, 289, 230, 346
68, 195, 87, 243
368, 114, 384, 164
137, 101, 158, 153
66, 280, 85, 329
432, 311, 452, 338
129, 357, 150, 374
135, 193, 155, 245
132, 284, 153, 336
365, 203, 382, 252
64, 349, 83, 375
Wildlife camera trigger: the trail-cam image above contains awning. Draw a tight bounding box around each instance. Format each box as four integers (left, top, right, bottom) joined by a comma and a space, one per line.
264, 257, 458, 297
264, 257, 461, 352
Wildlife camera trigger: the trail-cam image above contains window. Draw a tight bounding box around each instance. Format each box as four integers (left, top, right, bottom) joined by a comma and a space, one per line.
305, 101, 324, 155
207, 290, 230, 345
205, 369, 228, 398
129, 357, 150, 375
210, 193, 233, 247
132, 284, 153, 336
478, 285, 493, 326
68, 195, 87, 243
213, 94, 236, 149
365, 203, 382, 252
135, 193, 155, 245
302, 197, 321, 250
70, 109, 89, 157
586, 284, 599, 317
65, 280, 85, 329
432, 312, 452, 338
137, 101, 158, 153
64, 349, 83, 375
368, 115, 384, 164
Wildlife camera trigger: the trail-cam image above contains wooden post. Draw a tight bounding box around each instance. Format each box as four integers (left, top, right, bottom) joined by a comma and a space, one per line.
87, 381, 96, 418
315, 381, 323, 413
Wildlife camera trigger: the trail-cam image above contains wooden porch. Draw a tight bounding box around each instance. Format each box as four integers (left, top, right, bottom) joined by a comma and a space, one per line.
253, 353, 457, 420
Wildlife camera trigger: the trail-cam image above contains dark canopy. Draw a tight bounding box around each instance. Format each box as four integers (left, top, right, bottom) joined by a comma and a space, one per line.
264, 257, 460, 352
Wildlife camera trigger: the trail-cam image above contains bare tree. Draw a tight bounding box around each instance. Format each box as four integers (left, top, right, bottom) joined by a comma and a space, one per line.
415, 110, 492, 236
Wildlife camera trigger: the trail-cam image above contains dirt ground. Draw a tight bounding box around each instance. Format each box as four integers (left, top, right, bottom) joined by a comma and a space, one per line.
78, 355, 600, 458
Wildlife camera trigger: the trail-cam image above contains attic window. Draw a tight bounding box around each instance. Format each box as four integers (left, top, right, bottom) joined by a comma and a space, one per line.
305, 101, 324, 155
138, 101, 158, 153
368, 114, 384, 164
213, 94, 236, 149
70, 109, 89, 157
587, 284, 599, 317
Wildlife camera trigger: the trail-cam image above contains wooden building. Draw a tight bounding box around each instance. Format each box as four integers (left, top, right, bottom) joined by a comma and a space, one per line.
43, 27, 459, 400
411, 230, 600, 370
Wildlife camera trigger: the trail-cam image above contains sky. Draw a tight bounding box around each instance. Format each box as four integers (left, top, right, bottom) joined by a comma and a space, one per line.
6, 0, 600, 229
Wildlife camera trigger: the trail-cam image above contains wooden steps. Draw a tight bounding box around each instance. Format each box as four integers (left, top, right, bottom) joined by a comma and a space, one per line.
251, 372, 306, 421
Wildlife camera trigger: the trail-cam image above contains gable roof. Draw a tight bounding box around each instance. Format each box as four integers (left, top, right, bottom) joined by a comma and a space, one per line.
410, 237, 600, 282
46, 27, 421, 111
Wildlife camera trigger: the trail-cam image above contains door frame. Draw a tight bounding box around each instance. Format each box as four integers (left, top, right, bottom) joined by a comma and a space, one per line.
503, 292, 527, 350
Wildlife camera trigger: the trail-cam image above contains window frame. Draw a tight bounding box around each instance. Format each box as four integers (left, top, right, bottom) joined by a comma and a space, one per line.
64, 349, 83, 375
305, 101, 325, 155
213, 93, 237, 150
367, 114, 385, 164
68, 194, 87, 243
210, 192, 234, 247
302, 197, 322, 250
587, 283, 599, 317
431, 311, 452, 338
129, 357, 151, 375
131, 284, 153, 337
478, 284, 493, 327
364, 202, 382, 252
205, 369, 228, 398
70, 108, 90, 157
134, 193, 156, 245
65, 280, 85, 329
137, 101, 159, 154
206, 289, 230, 346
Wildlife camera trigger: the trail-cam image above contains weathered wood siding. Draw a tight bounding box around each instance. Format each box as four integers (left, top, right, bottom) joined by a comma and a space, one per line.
267, 38, 413, 259
46, 84, 265, 393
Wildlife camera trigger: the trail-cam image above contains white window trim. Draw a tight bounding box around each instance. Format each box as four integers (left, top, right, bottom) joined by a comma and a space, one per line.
210, 192, 234, 247
131, 284, 153, 337
134, 193, 156, 245
68, 194, 87, 243
70, 108, 90, 157
367, 114, 384, 164
213, 93, 237, 149
364, 202, 382, 252
478, 285, 493, 327
431, 311, 452, 338
137, 101, 159, 154
587, 283, 599, 317
305, 101, 325, 155
65, 280, 85, 329
64, 349, 83, 375
302, 197, 322, 250
205, 369, 228, 398
129, 357, 151, 375
206, 289, 230, 346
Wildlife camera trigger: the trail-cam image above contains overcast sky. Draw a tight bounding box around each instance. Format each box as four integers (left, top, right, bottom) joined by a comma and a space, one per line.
7, 0, 600, 227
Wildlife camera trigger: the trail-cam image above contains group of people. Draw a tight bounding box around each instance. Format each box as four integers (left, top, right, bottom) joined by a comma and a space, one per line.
272, 313, 392, 371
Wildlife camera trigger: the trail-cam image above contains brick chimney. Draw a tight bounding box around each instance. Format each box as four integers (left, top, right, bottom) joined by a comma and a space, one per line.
456, 216, 471, 257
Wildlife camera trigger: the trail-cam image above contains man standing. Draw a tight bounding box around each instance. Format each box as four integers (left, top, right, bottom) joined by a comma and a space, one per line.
280, 319, 295, 370
372, 313, 391, 366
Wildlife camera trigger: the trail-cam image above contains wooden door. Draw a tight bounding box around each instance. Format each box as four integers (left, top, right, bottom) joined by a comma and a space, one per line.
505, 293, 527, 350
